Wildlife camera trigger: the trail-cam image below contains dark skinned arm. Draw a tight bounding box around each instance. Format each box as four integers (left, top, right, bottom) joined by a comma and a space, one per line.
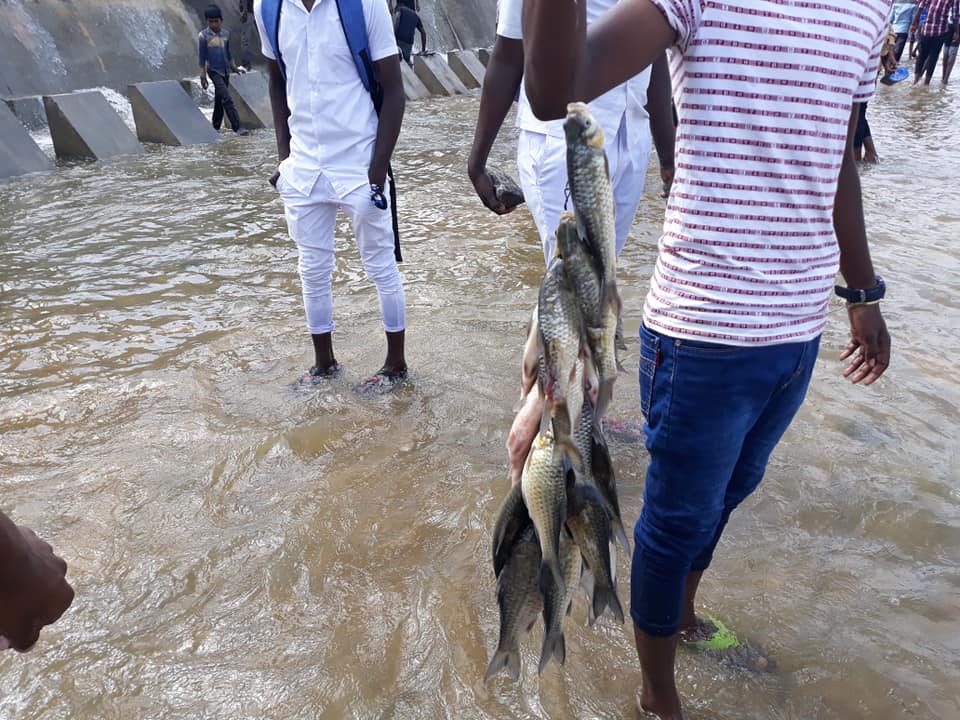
417, 18, 427, 53
645, 51, 676, 197
467, 34, 524, 214
522, 0, 675, 120
265, 59, 291, 186
369, 54, 405, 188
835, 102, 891, 385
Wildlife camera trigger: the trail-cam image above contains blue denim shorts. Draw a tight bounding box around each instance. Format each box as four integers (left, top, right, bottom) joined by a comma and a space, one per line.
631, 324, 820, 636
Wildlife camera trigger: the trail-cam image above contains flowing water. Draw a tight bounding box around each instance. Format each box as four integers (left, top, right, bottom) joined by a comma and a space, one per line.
0, 84, 958, 719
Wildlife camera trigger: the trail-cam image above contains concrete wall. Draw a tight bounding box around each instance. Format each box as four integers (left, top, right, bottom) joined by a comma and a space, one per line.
0, 0, 496, 99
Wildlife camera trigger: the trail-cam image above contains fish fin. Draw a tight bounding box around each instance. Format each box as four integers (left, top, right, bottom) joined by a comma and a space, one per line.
593, 584, 625, 625
612, 518, 630, 555
538, 627, 567, 674
594, 377, 615, 420
520, 305, 541, 401
484, 647, 521, 682
579, 565, 597, 626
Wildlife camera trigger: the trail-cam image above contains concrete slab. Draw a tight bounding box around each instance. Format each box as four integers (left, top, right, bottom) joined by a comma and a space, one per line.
3, 96, 47, 131
227, 70, 273, 129
477, 48, 492, 67
447, 49, 485, 90
43, 91, 143, 161
0, 102, 54, 179
413, 54, 470, 96
128, 81, 219, 146
399, 62, 432, 101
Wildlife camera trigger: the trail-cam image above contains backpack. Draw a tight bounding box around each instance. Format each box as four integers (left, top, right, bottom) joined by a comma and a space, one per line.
259, 0, 401, 261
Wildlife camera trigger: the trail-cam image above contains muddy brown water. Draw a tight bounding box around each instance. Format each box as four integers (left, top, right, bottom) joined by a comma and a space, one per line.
1, 88, 958, 719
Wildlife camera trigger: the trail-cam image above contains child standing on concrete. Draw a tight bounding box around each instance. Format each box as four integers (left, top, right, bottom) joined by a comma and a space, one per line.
198, 4, 249, 136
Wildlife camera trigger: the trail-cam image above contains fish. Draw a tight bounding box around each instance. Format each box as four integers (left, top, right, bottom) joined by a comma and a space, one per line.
538, 257, 585, 460
564, 102, 617, 295
564, 102, 622, 418
484, 526, 543, 682
538, 526, 582, 673
590, 422, 629, 552
487, 165, 525, 210
566, 482, 624, 626
491, 481, 532, 578
555, 212, 602, 330
520, 303, 541, 402
521, 430, 571, 597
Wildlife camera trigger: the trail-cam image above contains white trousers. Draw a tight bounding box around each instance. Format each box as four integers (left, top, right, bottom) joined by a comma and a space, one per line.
517, 116, 651, 264
277, 173, 406, 335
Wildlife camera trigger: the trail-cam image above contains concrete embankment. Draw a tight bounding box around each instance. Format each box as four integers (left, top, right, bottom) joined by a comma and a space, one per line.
0, 0, 496, 99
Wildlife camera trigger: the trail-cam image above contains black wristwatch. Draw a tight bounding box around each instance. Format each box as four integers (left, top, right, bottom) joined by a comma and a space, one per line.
834, 275, 885, 304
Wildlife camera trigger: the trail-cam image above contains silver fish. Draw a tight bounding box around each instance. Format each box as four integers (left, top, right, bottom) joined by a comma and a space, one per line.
521, 430, 570, 597
555, 211, 602, 330
491, 481, 532, 578
591, 422, 629, 552
484, 526, 543, 682
538, 257, 584, 461
564, 102, 622, 418
566, 482, 624, 626
538, 526, 582, 673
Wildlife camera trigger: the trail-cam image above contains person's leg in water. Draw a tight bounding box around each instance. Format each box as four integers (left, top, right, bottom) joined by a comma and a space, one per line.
277, 173, 341, 380
343, 180, 407, 379
210, 71, 244, 134
631, 327, 819, 719
942, 43, 958, 85
398, 40, 414, 67
209, 71, 224, 130
679, 337, 818, 656
853, 103, 877, 163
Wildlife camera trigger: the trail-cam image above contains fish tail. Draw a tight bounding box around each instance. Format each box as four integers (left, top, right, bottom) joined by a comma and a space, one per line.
611, 518, 630, 554
592, 583, 625, 625
595, 377, 615, 420
484, 646, 521, 682
538, 626, 567, 674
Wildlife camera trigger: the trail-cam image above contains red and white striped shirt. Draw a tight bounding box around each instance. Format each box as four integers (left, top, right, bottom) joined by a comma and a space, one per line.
643, 0, 888, 345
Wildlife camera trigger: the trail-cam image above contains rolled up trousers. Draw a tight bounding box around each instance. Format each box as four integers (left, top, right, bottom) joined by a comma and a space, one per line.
277, 173, 406, 336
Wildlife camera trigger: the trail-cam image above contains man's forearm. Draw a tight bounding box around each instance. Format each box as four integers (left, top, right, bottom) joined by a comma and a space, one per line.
370, 64, 405, 183
266, 61, 291, 162
468, 36, 524, 176
646, 52, 675, 170
834, 103, 877, 288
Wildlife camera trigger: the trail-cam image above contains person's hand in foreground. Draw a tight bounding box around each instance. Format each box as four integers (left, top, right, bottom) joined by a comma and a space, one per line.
0, 512, 75, 652
842, 303, 891, 385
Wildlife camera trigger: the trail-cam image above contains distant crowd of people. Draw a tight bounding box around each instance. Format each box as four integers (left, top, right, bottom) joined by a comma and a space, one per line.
892, 0, 960, 86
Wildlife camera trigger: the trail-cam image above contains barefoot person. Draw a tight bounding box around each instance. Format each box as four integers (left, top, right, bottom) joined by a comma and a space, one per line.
254, 0, 408, 390
518, 1, 892, 717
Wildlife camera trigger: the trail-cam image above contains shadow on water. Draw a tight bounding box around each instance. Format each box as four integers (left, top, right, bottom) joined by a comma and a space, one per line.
0, 89, 958, 718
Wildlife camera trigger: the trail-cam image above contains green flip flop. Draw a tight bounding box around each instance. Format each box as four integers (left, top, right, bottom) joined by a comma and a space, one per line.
684, 614, 740, 651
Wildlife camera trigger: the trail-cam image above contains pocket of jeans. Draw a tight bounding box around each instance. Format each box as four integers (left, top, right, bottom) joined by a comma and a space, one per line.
638, 324, 660, 419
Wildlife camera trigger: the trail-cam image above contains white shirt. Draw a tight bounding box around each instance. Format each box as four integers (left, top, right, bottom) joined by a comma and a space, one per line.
643, 0, 887, 345
496, 0, 651, 147
253, 0, 398, 197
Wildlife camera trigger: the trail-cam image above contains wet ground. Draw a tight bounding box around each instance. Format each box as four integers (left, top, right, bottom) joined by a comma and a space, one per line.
0, 84, 958, 719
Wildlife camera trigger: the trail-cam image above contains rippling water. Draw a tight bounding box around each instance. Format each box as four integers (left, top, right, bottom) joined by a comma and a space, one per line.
1, 84, 958, 719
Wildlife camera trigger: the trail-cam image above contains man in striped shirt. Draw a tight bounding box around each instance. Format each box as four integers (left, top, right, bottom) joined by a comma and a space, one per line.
521, 1, 892, 717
